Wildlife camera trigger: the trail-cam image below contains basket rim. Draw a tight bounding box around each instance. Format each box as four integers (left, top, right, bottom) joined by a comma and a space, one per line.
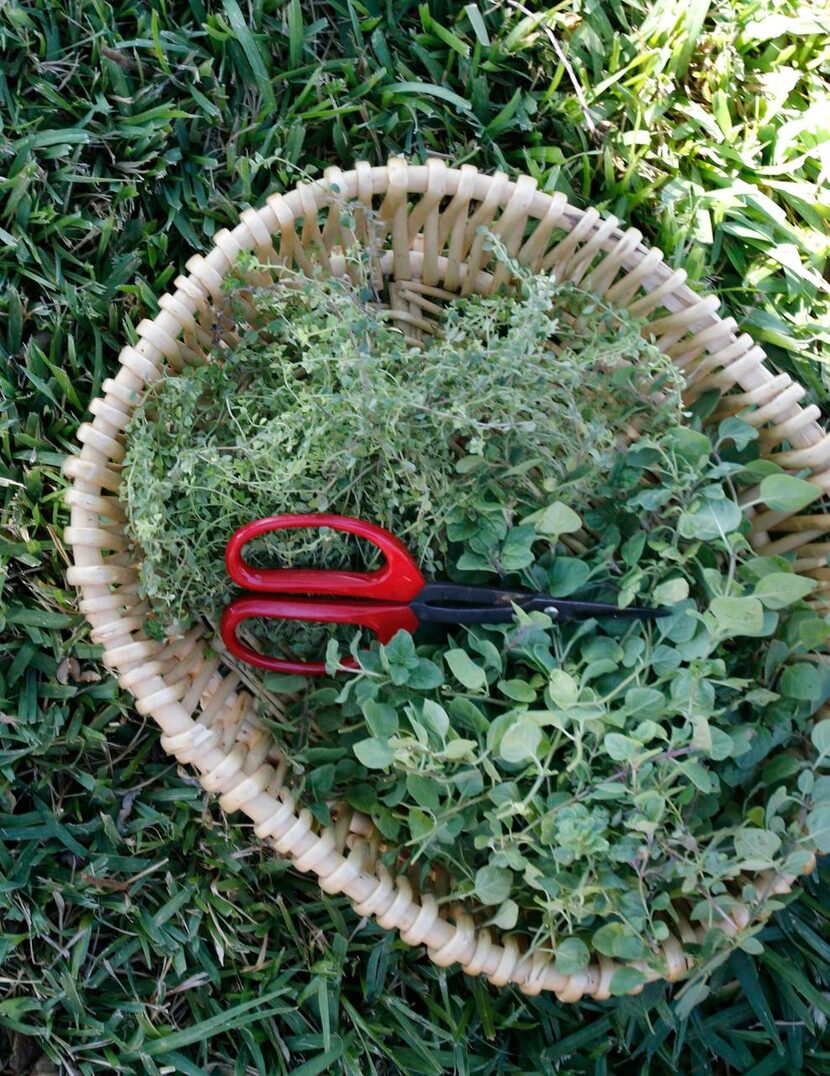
63, 156, 826, 1002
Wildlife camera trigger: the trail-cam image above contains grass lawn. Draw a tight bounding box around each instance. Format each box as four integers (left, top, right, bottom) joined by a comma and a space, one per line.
2, 1, 830, 1072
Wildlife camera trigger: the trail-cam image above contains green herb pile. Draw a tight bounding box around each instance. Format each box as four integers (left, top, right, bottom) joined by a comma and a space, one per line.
121, 239, 683, 641
288, 416, 830, 989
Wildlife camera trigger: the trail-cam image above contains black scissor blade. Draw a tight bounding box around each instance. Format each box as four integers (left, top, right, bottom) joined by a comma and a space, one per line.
411, 582, 668, 625
522, 596, 670, 621
410, 582, 525, 625
414, 582, 532, 607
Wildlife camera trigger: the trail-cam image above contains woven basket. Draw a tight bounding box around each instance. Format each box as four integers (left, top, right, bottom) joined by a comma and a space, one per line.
63, 157, 828, 1001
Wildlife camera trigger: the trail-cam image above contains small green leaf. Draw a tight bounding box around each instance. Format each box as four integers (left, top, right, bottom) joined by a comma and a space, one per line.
263, 672, 307, 692
734, 827, 782, 870
718, 417, 759, 450
781, 662, 823, 701
445, 649, 487, 691
384, 631, 419, 666
604, 733, 639, 762
500, 526, 536, 570
634, 790, 665, 822
548, 669, 579, 708
592, 923, 649, 960
692, 714, 713, 754
420, 698, 450, 739
624, 687, 666, 719
381, 630, 421, 684
325, 637, 342, 674
456, 551, 492, 572
754, 572, 816, 609
498, 678, 536, 702
652, 577, 689, 605
406, 773, 440, 811
554, 937, 590, 975
811, 719, 830, 757
677, 760, 715, 793
548, 556, 591, 596
674, 979, 711, 1020
760, 473, 822, 513
806, 807, 830, 853
665, 427, 711, 462
474, 865, 513, 905
362, 700, 398, 738
609, 966, 648, 996
528, 500, 582, 536
709, 596, 765, 637
352, 737, 395, 770
408, 807, 433, 842
708, 726, 735, 762
632, 721, 666, 746
499, 720, 542, 763
678, 496, 742, 540
442, 738, 477, 761
408, 658, 444, 689
491, 899, 519, 929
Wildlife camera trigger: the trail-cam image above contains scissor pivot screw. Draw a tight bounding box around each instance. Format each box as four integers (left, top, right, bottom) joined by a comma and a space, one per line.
544, 606, 560, 619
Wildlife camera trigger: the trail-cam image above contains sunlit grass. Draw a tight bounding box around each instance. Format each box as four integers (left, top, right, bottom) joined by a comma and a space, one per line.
1, 1, 829, 1071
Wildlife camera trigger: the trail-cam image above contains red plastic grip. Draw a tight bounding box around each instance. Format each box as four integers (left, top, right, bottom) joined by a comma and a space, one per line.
220, 596, 420, 675
224, 513, 426, 601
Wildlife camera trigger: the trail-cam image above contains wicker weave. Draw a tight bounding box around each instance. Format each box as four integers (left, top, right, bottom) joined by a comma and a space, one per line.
63, 157, 827, 1001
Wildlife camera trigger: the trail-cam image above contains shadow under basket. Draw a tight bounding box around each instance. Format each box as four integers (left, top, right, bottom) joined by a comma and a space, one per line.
63, 157, 830, 1001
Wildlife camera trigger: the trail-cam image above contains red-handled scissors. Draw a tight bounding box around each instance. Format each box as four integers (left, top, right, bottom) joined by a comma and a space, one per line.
219, 513, 668, 675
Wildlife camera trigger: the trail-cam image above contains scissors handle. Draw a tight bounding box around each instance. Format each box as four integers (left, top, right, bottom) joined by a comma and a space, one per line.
225, 513, 426, 600
220, 596, 419, 675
